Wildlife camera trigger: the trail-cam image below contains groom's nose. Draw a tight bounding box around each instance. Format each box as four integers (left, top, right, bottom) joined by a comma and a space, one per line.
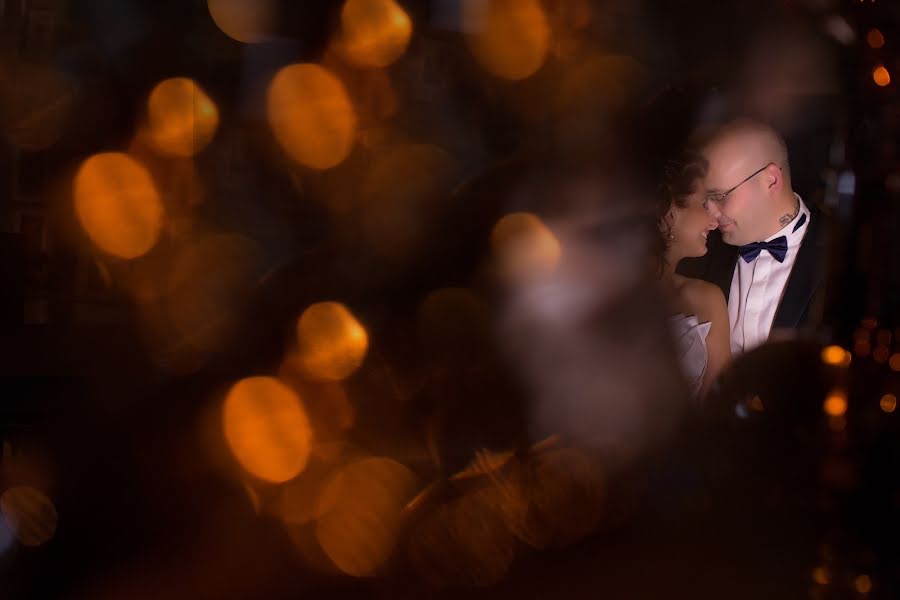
704, 199, 722, 219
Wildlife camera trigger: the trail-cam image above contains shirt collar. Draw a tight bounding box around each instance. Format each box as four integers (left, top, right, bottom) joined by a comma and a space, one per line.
764, 193, 809, 245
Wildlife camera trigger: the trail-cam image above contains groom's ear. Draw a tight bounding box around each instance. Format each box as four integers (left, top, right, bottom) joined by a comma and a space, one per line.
765, 163, 783, 193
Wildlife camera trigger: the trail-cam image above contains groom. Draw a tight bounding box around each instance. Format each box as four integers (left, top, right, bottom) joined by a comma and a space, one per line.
678, 119, 829, 356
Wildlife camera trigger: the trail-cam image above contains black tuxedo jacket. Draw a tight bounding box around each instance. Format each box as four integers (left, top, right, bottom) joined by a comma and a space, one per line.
677, 204, 830, 333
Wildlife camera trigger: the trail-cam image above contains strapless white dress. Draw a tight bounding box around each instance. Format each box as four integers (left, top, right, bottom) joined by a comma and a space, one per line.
668, 313, 712, 399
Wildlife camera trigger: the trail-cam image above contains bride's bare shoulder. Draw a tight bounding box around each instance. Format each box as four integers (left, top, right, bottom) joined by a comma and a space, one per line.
677, 277, 727, 320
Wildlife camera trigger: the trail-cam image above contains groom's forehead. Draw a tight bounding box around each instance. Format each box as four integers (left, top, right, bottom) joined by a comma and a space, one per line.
702, 148, 751, 188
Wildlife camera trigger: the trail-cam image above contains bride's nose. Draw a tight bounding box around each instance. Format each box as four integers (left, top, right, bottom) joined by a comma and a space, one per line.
706, 217, 718, 230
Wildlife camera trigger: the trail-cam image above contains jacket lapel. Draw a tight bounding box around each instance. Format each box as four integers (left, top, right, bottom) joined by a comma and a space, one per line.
772, 209, 823, 329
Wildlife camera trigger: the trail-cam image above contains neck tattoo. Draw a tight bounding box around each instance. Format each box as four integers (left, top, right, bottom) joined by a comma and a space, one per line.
778, 200, 800, 227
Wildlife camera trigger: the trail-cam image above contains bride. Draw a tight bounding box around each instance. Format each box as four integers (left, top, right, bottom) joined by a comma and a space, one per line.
656, 152, 731, 399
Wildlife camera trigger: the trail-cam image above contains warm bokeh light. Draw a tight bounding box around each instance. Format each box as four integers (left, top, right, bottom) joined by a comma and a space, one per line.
315, 457, 417, 577
556, 54, 647, 115
881, 394, 897, 413
2, 61, 73, 151
74, 152, 164, 259
855, 574, 873, 594
278, 361, 357, 444
873, 65, 891, 87
889, 353, 900, 372
166, 234, 261, 353
296, 302, 369, 381
340, 0, 413, 68
508, 447, 605, 548
134, 233, 260, 374
823, 390, 848, 417
854, 327, 871, 343
855, 340, 872, 357
267, 64, 357, 169
491, 212, 562, 282
464, 0, 551, 80
812, 566, 830, 585
876, 329, 892, 345
0, 486, 58, 547
360, 143, 460, 263
417, 287, 489, 359
862, 317, 878, 330
222, 376, 313, 483
828, 415, 847, 433
408, 480, 517, 587
867, 28, 885, 48
276, 460, 339, 526
873, 345, 890, 363
820, 345, 851, 367
146, 77, 219, 157
207, 0, 274, 43
749, 396, 765, 412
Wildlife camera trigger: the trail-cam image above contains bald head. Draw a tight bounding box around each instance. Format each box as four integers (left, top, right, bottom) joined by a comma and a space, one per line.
700, 119, 797, 246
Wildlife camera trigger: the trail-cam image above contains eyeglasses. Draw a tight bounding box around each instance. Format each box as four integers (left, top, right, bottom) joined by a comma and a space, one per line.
703, 163, 776, 208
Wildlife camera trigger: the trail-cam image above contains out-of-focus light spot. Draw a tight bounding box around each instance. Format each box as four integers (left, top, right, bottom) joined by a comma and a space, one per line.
242, 480, 262, 514
735, 403, 750, 419
824, 16, 856, 46
0, 486, 57, 547
888, 353, 900, 371
408, 479, 517, 587
491, 212, 561, 283
824, 390, 847, 417
556, 54, 646, 115
0, 514, 13, 555
749, 396, 765, 412
812, 566, 830, 585
855, 574, 873, 594
296, 302, 368, 381
507, 447, 605, 549
873, 65, 891, 86
881, 394, 897, 413
360, 143, 461, 264
207, 0, 274, 43
876, 329, 892, 345
861, 317, 878, 329
854, 327, 871, 343
821, 345, 852, 367
828, 415, 847, 432
418, 287, 489, 360
873, 345, 890, 363
74, 152, 163, 259
1, 62, 74, 151
166, 234, 260, 353
463, 0, 551, 80
315, 457, 417, 577
135, 234, 260, 374
276, 460, 338, 526
222, 376, 313, 483
855, 340, 871, 357
339, 0, 413, 68
867, 28, 885, 48
277, 365, 357, 444
267, 64, 357, 170
146, 78, 219, 157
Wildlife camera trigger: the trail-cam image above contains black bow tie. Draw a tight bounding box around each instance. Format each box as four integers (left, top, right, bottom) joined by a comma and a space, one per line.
738, 236, 788, 263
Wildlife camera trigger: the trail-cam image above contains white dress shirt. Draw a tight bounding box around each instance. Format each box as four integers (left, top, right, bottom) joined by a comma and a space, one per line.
729, 194, 811, 355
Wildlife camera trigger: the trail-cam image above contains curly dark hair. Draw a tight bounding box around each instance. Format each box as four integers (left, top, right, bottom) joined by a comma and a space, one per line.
654, 151, 708, 276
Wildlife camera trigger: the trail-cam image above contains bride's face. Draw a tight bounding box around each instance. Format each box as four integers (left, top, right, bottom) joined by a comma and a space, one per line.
670, 189, 718, 258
